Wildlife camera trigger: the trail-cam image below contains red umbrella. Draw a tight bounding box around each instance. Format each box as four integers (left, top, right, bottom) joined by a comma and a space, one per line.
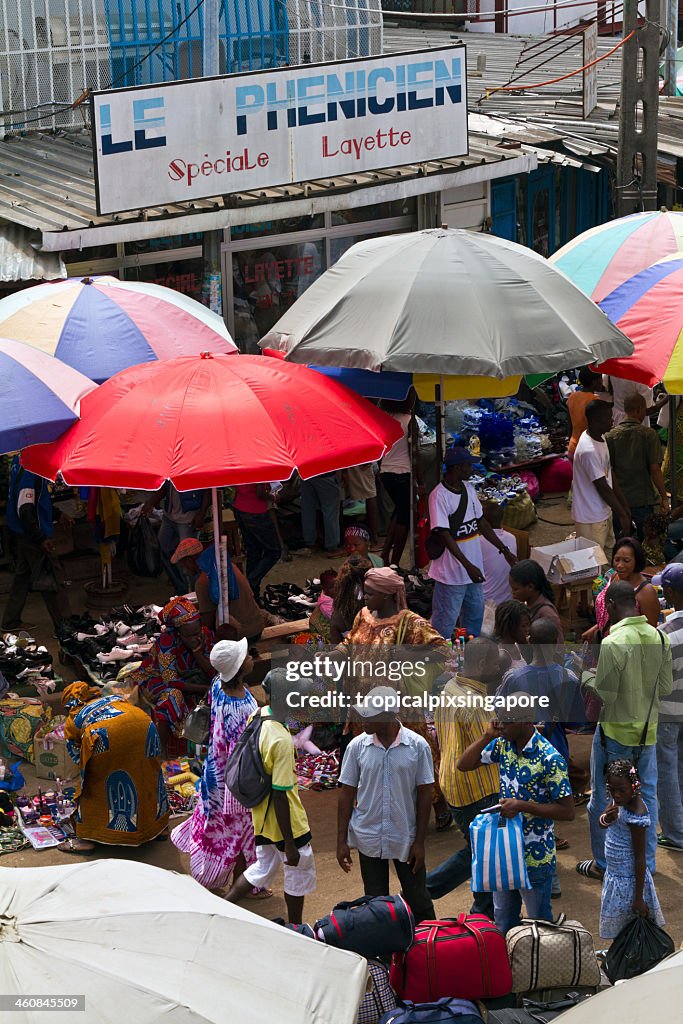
22, 353, 403, 489
23, 353, 402, 622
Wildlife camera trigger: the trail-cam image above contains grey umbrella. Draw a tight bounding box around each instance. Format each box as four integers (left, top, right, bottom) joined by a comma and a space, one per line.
261, 228, 633, 376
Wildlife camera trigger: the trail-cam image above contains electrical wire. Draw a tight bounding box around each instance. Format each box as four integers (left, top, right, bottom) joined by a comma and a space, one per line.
485, 28, 634, 96
3, 0, 207, 130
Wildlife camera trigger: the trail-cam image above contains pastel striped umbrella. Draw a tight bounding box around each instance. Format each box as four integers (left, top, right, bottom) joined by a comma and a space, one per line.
596, 254, 683, 391
0, 276, 236, 383
551, 210, 683, 303
0, 338, 95, 454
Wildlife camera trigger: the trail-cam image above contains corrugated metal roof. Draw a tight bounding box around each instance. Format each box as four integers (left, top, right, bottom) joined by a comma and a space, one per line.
0, 128, 535, 248
0, 220, 66, 281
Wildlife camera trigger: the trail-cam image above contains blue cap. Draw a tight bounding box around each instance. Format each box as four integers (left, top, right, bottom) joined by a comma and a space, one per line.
652, 562, 683, 589
444, 446, 477, 468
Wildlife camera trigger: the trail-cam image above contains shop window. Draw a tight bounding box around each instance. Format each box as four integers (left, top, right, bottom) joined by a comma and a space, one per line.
127, 258, 204, 303
230, 215, 324, 241
124, 234, 204, 255
332, 197, 417, 226
232, 240, 324, 352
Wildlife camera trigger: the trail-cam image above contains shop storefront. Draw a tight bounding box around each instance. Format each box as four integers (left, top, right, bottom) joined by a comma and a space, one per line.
64, 200, 419, 350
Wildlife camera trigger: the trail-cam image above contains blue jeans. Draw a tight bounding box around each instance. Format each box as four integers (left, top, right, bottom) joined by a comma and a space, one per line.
657, 722, 683, 847
426, 794, 497, 917
158, 517, 195, 595
493, 862, 554, 936
588, 728, 658, 872
301, 473, 341, 550
233, 510, 281, 600
431, 581, 484, 640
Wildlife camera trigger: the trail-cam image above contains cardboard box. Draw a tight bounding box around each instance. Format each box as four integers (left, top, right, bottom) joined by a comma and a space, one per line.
530, 537, 608, 584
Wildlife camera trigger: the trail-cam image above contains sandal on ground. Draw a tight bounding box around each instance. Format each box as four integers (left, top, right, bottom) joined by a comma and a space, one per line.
436, 813, 453, 832
58, 838, 96, 856
575, 859, 604, 880
573, 792, 590, 806
556, 836, 570, 850
246, 886, 273, 900
657, 834, 683, 852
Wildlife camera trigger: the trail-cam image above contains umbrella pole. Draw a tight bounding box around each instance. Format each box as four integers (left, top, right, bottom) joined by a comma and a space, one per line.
212, 488, 224, 626
409, 411, 417, 570
435, 380, 444, 470
669, 396, 679, 506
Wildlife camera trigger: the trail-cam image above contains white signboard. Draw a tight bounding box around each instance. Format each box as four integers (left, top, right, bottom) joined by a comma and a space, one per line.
91, 47, 468, 216
583, 24, 598, 118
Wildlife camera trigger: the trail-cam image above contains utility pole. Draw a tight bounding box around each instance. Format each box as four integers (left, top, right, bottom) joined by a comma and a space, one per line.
616, 0, 661, 214
201, 0, 223, 318
663, 0, 678, 95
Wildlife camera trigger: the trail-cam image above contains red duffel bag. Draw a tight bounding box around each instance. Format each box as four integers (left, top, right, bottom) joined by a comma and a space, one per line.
390, 914, 512, 1003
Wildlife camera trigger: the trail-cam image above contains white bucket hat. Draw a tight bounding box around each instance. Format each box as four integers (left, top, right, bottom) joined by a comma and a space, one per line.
210, 637, 249, 683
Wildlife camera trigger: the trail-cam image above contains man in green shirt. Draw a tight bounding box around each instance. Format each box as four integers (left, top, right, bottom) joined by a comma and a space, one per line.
578, 581, 672, 880
605, 392, 668, 540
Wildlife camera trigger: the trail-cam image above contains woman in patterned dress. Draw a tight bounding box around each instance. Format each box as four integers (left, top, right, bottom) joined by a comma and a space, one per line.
172, 639, 266, 894
129, 596, 215, 755
58, 682, 169, 854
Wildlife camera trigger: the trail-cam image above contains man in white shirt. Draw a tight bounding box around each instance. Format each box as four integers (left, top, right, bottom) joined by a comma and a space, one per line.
572, 400, 630, 553
428, 447, 517, 640
481, 501, 518, 606
608, 376, 653, 427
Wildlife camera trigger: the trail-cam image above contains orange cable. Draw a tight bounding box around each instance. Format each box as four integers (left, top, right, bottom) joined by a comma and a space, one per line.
484, 29, 635, 98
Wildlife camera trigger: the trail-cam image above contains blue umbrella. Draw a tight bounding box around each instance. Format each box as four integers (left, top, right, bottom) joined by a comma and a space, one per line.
0, 338, 95, 453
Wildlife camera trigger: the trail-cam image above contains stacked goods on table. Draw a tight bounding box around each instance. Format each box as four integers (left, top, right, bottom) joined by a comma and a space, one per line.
56, 605, 163, 684
0, 631, 57, 699
274, 894, 604, 1024
13, 784, 77, 850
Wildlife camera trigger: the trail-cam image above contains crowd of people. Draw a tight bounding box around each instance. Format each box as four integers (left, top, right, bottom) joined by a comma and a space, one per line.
2, 377, 681, 958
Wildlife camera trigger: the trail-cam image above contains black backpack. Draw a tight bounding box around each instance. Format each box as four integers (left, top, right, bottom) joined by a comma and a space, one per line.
225, 710, 272, 808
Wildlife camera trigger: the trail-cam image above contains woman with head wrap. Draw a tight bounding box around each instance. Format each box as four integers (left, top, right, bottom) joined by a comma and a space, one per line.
58, 681, 169, 854
344, 526, 383, 567
342, 567, 453, 829
128, 596, 215, 755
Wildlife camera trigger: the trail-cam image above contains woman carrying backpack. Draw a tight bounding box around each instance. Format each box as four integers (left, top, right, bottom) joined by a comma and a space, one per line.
171, 639, 269, 897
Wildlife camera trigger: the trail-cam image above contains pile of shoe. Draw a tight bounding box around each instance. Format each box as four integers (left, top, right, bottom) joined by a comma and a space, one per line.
389, 569, 434, 620
262, 580, 322, 621
0, 632, 55, 696
57, 606, 163, 682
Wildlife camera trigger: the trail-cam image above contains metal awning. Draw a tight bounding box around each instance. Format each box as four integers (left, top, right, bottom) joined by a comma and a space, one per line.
0, 221, 66, 281
0, 129, 537, 252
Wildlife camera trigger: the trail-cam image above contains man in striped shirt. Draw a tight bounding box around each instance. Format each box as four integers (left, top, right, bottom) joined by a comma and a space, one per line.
656, 563, 683, 852
426, 638, 500, 916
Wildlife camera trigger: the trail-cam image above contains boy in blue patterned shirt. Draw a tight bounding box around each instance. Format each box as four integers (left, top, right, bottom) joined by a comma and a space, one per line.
458, 700, 574, 934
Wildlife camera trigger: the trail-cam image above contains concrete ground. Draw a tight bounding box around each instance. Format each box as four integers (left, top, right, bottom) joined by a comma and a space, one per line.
2, 494, 682, 948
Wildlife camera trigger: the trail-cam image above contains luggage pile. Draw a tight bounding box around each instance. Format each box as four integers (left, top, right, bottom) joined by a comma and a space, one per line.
277, 896, 604, 1024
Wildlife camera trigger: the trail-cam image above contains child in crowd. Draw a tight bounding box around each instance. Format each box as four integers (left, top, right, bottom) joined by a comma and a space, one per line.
309, 568, 338, 642
457, 702, 574, 935
599, 759, 665, 940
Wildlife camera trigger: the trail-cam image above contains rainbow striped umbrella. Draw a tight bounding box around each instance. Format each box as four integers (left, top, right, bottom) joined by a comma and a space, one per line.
551, 210, 683, 303
0, 338, 95, 454
0, 276, 236, 383
596, 254, 683, 391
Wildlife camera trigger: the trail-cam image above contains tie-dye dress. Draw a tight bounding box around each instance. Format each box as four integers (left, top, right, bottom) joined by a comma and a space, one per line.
171, 679, 258, 888
65, 695, 169, 845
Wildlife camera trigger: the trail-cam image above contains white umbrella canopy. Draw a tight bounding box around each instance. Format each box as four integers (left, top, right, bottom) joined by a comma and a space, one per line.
557, 952, 683, 1023
261, 228, 634, 379
0, 861, 368, 1024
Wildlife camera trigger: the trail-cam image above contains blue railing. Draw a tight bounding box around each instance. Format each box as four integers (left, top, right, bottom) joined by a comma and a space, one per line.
104, 0, 289, 86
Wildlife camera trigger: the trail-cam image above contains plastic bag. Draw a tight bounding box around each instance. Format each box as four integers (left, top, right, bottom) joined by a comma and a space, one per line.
0, 762, 25, 792
604, 915, 675, 983
470, 811, 531, 892
30, 554, 59, 593
127, 517, 162, 578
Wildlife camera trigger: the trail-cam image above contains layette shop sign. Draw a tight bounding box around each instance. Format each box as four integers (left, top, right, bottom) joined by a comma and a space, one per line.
91, 46, 468, 216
